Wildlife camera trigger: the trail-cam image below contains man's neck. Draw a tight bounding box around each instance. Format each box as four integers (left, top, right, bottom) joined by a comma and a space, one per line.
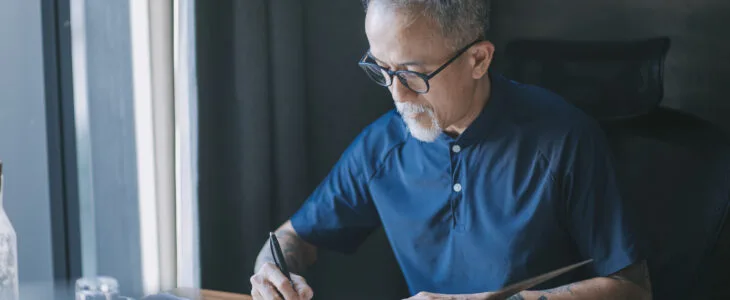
444, 74, 492, 136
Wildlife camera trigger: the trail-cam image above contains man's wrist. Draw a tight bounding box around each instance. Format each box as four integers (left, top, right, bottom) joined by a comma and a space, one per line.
253, 244, 277, 273
253, 258, 274, 272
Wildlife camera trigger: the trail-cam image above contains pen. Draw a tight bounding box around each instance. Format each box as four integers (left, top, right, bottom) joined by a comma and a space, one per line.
269, 232, 294, 286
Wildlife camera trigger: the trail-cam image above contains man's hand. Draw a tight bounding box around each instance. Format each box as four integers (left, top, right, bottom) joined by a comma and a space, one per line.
252, 221, 317, 300
250, 262, 314, 300
403, 291, 498, 300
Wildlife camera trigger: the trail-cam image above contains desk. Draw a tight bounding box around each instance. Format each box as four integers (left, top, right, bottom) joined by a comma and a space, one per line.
170, 288, 252, 300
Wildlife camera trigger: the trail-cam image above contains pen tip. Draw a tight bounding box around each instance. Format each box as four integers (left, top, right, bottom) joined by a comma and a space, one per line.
269, 232, 274, 237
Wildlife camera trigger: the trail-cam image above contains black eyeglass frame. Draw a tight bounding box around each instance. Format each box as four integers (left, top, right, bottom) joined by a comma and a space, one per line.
358, 38, 483, 94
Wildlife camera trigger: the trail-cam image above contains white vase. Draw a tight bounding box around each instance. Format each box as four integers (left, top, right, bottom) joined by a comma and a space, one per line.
0, 163, 19, 300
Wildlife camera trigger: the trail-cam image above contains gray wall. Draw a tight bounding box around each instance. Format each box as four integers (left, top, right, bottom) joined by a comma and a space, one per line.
490, 0, 730, 132
0, 0, 56, 298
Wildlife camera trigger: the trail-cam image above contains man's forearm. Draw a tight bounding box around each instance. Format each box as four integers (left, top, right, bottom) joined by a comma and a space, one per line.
408, 261, 651, 300
254, 221, 317, 274
507, 261, 652, 300
506, 277, 647, 300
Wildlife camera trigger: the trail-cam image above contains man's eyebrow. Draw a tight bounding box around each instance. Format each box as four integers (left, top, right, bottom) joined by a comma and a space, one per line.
368, 52, 425, 67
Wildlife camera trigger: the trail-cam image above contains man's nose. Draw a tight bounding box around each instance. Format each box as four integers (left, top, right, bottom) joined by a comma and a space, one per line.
390, 77, 414, 103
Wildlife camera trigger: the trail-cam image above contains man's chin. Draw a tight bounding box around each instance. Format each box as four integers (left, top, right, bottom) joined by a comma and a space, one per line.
404, 121, 441, 143
402, 111, 427, 120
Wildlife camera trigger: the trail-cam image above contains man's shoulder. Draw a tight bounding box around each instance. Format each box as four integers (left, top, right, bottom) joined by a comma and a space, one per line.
498, 75, 606, 158
500, 76, 593, 127
340, 109, 408, 175
359, 109, 409, 153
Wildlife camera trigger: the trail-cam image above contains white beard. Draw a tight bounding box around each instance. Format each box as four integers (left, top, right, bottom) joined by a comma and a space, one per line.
395, 102, 442, 142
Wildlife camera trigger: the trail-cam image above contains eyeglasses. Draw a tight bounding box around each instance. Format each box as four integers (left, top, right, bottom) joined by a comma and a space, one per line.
358, 39, 483, 94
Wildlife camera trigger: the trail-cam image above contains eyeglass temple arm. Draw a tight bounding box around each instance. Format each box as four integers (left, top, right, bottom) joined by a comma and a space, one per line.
425, 39, 484, 79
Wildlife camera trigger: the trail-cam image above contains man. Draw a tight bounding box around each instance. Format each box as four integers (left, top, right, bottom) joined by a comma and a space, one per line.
250, 0, 652, 299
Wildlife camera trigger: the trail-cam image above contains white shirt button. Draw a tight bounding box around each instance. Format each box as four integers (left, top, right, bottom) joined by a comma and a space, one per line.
453, 183, 462, 192
452, 145, 461, 153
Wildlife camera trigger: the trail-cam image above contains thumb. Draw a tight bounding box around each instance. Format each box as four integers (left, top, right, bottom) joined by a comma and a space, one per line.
297, 285, 314, 300
291, 274, 313, 299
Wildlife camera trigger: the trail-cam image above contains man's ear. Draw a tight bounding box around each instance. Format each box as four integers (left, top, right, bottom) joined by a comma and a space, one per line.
471, 41, 495, 79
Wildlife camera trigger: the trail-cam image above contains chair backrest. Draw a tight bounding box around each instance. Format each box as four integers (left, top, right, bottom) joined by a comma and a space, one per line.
505, 37, 669, 121
505, 37, 730, 300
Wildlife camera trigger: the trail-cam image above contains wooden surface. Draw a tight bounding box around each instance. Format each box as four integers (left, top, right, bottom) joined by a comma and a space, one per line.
170, 288, 252, 300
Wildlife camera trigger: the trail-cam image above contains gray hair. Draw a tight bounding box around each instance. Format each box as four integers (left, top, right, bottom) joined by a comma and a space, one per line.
362, 0, 491, 50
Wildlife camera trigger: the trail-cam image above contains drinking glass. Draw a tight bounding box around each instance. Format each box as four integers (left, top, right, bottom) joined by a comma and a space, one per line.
75, 276, 135, 300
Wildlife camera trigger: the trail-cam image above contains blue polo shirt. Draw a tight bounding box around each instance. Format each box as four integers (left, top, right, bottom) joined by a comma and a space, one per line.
291, 73, 640, 295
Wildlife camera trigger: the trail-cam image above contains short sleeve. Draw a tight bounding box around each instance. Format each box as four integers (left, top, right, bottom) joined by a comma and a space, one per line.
290, 134, 381, 254
562, 124, 642, 276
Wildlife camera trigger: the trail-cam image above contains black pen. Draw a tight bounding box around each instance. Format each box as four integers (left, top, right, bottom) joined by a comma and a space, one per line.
269, 232, 294, 286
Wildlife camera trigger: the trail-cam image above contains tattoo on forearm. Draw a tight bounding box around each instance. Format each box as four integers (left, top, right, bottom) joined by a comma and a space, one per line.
542, 283, 575, 295
505, 293, 525, 300
275, 230, 306, 273
254, 229, 310, 274
505, 282, 574, 300
505, 263, 650, 300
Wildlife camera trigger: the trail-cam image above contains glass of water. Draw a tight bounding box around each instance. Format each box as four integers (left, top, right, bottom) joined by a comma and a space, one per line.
75, 276, 135, 300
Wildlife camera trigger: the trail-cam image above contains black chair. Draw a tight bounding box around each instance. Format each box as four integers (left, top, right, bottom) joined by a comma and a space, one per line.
505, 37, 730, 300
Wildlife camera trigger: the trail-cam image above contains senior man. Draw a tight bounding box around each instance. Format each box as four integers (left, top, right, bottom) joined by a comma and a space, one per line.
250, 1, 651, 299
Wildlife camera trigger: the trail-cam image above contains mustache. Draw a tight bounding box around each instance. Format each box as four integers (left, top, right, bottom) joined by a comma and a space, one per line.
395, 102, 432, 115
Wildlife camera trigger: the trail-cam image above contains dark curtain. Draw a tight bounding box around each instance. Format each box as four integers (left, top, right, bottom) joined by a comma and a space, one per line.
196, 0, 409, 299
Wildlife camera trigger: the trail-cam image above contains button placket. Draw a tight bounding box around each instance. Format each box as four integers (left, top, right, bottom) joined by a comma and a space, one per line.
449, 143, 464, 229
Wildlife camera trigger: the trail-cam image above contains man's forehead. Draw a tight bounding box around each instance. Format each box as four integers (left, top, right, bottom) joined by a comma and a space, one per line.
366, 11, 449, 66
368, 33, 450, 67
369, 40, 427, 66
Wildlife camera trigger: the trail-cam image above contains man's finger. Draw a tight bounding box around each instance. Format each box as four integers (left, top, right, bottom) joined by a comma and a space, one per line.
259, 281, 283, 300
250, 274, 265, 300
265, 268, 299, 300
251, 283, 275, 300
291, 275, 313, 299
250, 273, 264, 286
297, 285, 314, 300
294, 281, 313, 300
251, 289, 262, 300
250, 274, 270, 300
260, 262, 277, 272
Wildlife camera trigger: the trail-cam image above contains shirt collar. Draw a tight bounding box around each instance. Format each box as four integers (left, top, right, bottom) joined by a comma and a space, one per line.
438, 71, 507, 147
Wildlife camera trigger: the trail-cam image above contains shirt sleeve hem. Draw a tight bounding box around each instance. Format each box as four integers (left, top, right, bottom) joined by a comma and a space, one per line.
289, 212, 362, 254
593, 245, 643, 277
